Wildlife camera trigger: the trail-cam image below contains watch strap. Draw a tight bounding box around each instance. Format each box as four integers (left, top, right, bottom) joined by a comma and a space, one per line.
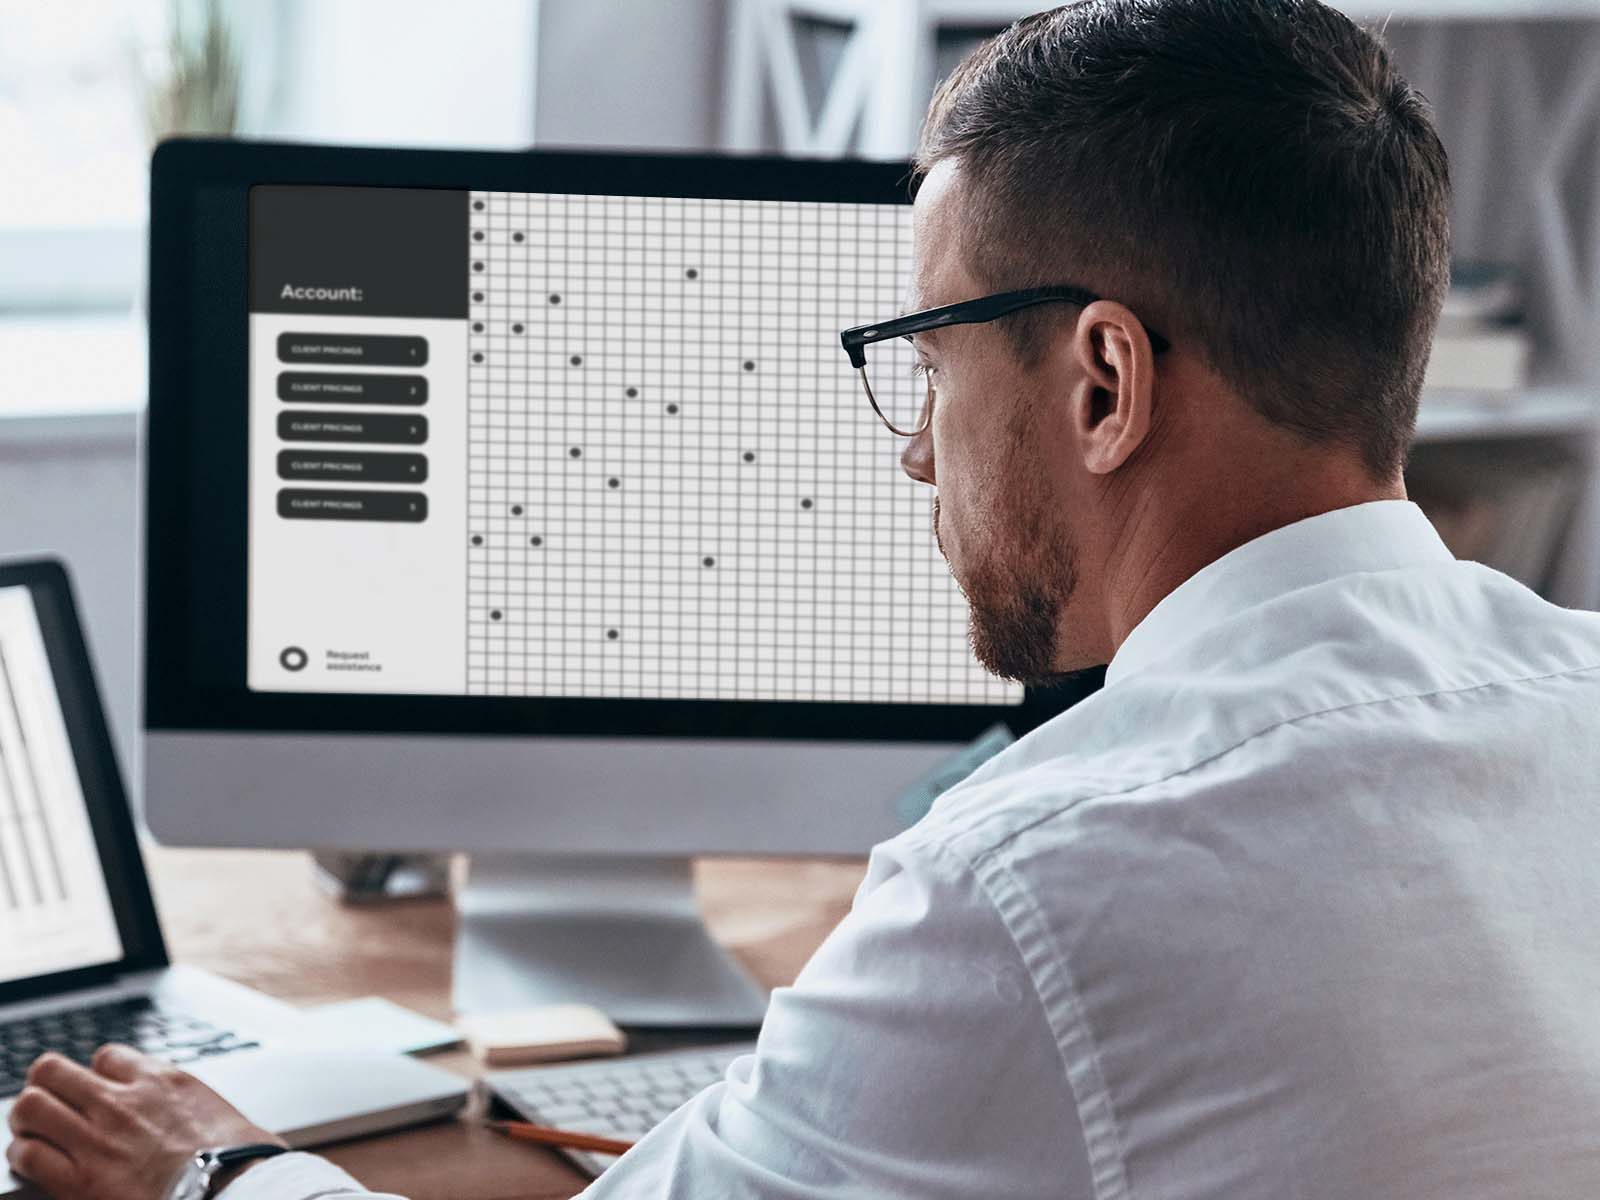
209, 1142, 289, 1169
200, 1143, 289, 1196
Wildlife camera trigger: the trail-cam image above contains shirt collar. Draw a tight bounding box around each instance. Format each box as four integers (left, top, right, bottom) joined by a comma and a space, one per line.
1104, 500, 1453, 687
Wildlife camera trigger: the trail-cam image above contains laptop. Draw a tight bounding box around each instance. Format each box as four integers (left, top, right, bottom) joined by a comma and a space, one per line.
0, 559, 468, 1193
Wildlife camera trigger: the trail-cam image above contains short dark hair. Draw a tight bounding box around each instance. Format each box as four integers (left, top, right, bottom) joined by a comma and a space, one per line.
915, 0, 1451, 479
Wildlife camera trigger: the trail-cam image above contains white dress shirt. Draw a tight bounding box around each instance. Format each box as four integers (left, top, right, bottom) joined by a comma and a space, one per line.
228, 500, 1600, 1200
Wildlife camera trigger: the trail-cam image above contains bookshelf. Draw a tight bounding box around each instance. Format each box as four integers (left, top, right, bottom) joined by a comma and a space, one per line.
1416, 388, 1599, 442
722, 0, 1600, 611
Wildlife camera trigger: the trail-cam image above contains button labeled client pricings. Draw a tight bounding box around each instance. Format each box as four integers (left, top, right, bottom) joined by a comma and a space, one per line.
277, 490, 427, 522
277, 451, 428, 484
278, 412, 428, 445
277, 333, 428, 367
277, 372, 428, 405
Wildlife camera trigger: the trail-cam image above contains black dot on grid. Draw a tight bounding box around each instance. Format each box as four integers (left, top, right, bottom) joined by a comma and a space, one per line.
549, 294, 561, 304
570, 355, 583, 366
530, 536, 542, 547
471, 535, 483, 546
742, 451, 755, 463
801, 498, 814, 510
472, 353, 484, 364
472, 231, 484, 242
743, 360, 756, 372
569, 447, 582, 458
511, 505, 523, 516
473, 262, 484, 272
472, 291, 484, 302
513, 323, 524, 334
472, 322, 484, 332
703, 556, 715, 568
625, 387, 638, 398
490, 610, 502, 621
607, 477, 620, 489
472, 200, 484, 211
666, 404, 679, 415
685, 268, 698, 280
513, 232, 525, 243
606, 629, 619, 640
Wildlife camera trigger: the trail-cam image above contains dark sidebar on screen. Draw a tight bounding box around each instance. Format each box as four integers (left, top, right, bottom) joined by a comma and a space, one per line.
251, 185, 467, 525
247, 186, 469, 692
250, 186, 469, 319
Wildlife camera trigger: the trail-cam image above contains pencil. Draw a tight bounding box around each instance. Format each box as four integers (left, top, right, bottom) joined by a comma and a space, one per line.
486, 1119, 636, 1157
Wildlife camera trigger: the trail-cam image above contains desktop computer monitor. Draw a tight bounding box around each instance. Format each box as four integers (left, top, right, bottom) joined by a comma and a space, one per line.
144, 140, 1097, 1024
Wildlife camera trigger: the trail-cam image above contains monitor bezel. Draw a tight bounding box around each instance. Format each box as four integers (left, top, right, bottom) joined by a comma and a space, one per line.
146, 138, 1103, 742
0, 559, 168, 1005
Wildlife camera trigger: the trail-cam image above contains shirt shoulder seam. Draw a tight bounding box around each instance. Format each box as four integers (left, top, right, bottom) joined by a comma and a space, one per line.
958, 657, 1600, 863
906, 833, 1131, 1200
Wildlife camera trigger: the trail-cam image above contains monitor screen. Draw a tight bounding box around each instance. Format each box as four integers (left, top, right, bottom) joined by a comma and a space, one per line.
0, 584, 124, 985
247, 183, 1020, 709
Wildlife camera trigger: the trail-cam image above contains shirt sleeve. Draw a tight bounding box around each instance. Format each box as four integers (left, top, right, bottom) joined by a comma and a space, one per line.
577, 833, 1095, 1199
220, 1150, 406, 1200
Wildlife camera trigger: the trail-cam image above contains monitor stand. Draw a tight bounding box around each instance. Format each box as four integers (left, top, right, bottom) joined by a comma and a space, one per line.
451, 854, 769, 1027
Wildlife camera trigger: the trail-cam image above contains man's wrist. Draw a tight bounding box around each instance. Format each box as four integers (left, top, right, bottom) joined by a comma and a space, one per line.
203, 1141, 292, 1197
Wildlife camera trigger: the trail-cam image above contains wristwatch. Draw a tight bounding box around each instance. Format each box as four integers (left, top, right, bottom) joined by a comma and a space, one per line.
164, 1143, 289, 1200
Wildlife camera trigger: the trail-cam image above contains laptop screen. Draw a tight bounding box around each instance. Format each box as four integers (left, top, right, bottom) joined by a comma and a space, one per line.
0, 585, 124, 984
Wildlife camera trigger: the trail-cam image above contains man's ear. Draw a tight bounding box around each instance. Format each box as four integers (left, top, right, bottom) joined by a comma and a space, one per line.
1068, 300, 1157, 475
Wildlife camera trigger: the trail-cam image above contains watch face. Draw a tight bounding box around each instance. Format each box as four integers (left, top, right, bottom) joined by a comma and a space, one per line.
164, 1159, 210, 1200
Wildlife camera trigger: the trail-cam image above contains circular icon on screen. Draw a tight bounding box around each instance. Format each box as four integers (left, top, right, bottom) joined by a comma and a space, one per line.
279, 646, 309, 672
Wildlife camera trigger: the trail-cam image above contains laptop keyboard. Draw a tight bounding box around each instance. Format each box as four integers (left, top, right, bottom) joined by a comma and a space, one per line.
0, 996, 258, 1099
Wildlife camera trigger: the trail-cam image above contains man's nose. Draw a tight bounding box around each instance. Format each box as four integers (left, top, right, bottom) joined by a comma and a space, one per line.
900, 422, 935, 485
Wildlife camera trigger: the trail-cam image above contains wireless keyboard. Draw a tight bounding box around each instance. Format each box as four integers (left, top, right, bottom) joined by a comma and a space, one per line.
485, 1042, 756, 1176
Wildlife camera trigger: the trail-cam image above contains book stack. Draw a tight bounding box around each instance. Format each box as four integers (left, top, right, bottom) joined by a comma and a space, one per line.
1422, 262, 1532, 396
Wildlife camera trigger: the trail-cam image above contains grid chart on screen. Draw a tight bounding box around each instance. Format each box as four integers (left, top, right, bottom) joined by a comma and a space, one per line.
464, 190, 1021, 706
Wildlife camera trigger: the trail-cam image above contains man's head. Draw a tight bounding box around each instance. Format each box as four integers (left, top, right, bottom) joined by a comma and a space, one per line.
902, 0, 1451, 683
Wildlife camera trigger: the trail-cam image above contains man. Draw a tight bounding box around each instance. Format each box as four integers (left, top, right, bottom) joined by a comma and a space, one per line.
11, 1, 1600, 1196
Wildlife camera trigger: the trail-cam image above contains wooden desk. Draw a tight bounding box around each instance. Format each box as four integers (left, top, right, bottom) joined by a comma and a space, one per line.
144, 845, 866, 1200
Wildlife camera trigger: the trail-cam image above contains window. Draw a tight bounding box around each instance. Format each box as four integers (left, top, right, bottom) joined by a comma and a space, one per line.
0, 0, 541, 417
0, 1, 164, 311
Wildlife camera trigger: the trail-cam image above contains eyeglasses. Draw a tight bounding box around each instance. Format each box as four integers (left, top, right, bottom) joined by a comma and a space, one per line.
839, 286, 1171, 436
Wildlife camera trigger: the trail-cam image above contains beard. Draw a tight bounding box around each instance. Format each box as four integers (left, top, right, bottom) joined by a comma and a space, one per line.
933, 475, 1080, 688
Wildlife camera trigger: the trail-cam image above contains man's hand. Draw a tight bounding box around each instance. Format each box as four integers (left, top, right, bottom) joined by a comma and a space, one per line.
6, 1045, 285, 1200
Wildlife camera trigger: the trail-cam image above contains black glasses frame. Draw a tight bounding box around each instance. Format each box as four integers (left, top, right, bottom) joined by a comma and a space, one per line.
839, 285, 1172, 435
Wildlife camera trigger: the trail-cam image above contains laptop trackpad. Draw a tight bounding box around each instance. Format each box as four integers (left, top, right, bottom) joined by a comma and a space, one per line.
188, 1049, 469, 1148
